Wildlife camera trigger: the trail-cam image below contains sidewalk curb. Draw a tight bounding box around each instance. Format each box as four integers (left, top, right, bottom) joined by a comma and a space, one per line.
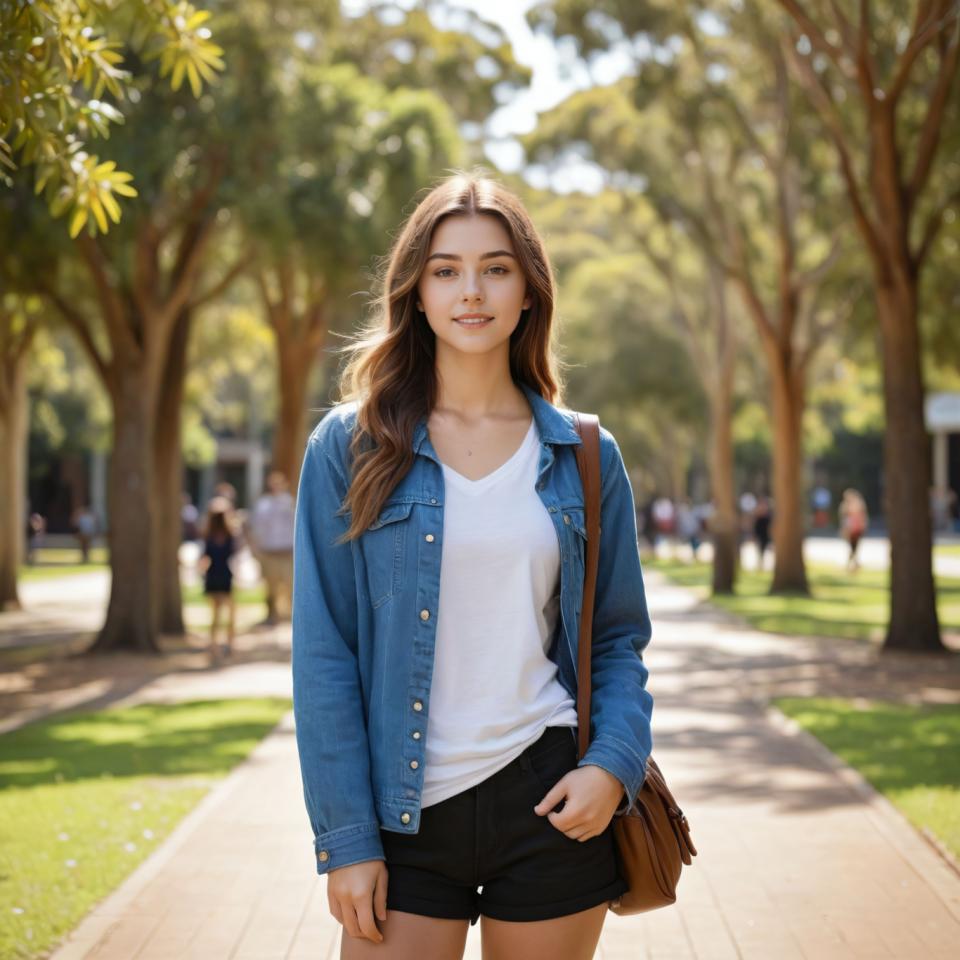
760, 696, 960, 924
48, 709, 296, 960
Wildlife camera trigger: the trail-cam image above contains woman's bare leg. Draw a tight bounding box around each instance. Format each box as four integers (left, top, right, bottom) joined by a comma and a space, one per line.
209, 596, 224, 660
480, 902, 608, 960
209, 597, 221, 643
339, 911, 469, 960
226, 595, 236, 650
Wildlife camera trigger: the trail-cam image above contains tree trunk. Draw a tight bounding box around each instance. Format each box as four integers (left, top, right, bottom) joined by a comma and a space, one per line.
272, 343, 311, 487
0, 350, 29, 610
768, 350, 809, 594
706, 263, 738, 594
154, 308, 191, 636
91, 364, 159, 653
876, 281, 944, 653
708, 378, 738, 594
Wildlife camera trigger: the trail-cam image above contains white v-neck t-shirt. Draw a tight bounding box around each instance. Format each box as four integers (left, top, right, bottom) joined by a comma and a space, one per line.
421, 416, 579, 808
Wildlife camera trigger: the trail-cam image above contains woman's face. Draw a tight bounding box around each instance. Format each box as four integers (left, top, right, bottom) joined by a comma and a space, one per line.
416, 213, 532, 356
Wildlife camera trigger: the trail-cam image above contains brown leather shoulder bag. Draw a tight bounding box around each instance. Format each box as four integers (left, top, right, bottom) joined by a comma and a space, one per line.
572, 411, 697, 914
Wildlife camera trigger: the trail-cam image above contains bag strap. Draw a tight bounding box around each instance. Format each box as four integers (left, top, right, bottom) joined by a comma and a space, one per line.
571, 412, 601, 761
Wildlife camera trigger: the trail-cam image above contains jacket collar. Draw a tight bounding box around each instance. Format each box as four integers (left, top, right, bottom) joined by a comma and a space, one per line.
412, 379, 582, 455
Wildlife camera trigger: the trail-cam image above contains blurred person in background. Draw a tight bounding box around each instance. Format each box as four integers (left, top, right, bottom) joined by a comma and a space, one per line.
676, 497, 702, 561
753, 494, 773, 571
25, 512, 46, 565
811, 483, 832, 529
181, 492, 200, 543
839, 488, 869, 573
197, 496, 238, 662
71, 504, 98, 563
250, 469, 296, 625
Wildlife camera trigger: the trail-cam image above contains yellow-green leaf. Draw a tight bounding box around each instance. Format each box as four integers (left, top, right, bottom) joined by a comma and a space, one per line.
187, 61, 202, 98
101, 190, 122, 223
69, 206, 88, 238
171, 57, 187, 91
90, 194, 108, 233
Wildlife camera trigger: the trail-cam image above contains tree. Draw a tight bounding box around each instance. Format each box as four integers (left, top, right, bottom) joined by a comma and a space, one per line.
0, 296, 38, 609
242, 2, 529, 487
26, 12, 263, 651
244, 61, 464, 486
632, 210, 741, 593
523, 2, 846, 594
775, 0, 959, 652
1, 0, 224, 236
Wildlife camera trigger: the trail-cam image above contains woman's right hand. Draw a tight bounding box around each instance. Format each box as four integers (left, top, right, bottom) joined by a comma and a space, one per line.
327, 859, 389, 943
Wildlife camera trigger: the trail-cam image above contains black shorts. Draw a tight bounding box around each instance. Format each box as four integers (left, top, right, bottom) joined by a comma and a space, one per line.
379, 724, 629, 925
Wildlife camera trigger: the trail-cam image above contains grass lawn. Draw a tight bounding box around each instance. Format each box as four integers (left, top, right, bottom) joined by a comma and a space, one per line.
18, 547, 110, 580
646, 558, 960, 643
774, 697, 960, 863
0, 697, 292, 960
181, 582, 267, 606
937, 544, 960, 559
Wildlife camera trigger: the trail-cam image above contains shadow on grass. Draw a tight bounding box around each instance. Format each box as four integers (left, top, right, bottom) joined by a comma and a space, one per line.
648, 558, 960, 644
0, 698, 293, 790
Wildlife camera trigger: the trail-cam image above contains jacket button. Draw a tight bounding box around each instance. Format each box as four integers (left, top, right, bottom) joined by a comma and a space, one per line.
430, 497, 438, 504
410, 760, 419, 769
425, 533, 435, 542
400, 812, 411, 824
318, 850, 329, 862
412, 730, 421, 739
563, 515, 570, 524
420, 609, 430, 620
413, 700, 423, 711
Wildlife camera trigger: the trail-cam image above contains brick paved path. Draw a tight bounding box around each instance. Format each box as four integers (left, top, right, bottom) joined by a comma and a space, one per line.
20, 572, 960, 959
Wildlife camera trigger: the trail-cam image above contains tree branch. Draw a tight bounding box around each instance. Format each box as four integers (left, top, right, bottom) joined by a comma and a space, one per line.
888, 0, 955, 103
780, 35, 886, 268
36, 280, 111, 386
907, 23, 960, 206
75, 234, 137, 360
795, 235, 843, 290
189, 248, 256, 310
132, 217, 161, 322
162, 214, 217, 333
775, 0, 856, 78
852, 0, 878, 100
914, 185, 960, 266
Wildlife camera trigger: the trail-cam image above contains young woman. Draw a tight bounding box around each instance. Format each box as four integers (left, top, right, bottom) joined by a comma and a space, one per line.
292, 171, 654, 960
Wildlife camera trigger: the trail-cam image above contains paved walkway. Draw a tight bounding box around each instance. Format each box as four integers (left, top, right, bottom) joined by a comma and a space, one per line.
7, 572, 958, 959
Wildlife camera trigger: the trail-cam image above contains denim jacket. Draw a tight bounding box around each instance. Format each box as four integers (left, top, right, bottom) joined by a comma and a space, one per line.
291, 380, 654, 876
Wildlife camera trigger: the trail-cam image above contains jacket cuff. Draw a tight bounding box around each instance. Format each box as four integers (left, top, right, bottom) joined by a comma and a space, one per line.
313, 821, 385, 876
577, 734, 648, 818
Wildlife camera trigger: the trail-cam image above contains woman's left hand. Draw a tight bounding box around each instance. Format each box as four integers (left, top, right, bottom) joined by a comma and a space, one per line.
533, 765, 625, 841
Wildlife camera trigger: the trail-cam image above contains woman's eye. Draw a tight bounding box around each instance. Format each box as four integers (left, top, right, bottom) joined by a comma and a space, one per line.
433, 265, 508, 277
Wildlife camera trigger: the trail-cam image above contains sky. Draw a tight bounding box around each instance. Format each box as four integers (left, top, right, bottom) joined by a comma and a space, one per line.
342, 0, 636, 192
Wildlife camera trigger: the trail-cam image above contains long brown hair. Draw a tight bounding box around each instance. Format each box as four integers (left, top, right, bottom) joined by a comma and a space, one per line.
331, 168, 568, 542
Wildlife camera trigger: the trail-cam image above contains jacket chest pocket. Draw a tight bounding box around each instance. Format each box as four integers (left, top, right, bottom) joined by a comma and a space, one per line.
363, 500, 414, 609
560, 506, 588, 566
559, 506, 588, 616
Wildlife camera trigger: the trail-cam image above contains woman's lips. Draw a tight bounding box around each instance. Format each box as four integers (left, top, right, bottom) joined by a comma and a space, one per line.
453, 315, 493, 326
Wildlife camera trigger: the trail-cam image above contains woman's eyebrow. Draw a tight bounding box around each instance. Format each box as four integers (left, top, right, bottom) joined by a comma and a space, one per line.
425, 250, 517, 262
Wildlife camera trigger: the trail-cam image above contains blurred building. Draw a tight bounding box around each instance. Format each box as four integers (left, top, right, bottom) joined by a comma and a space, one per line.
925, 392, 960, 530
